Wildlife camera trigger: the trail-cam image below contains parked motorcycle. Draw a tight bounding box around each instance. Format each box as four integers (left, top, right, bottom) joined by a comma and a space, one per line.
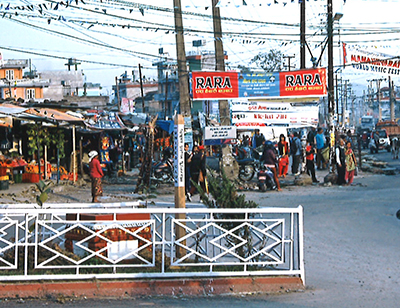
151, 158, 174, 186
257, 164, 277, 192
233, 145, 259, 182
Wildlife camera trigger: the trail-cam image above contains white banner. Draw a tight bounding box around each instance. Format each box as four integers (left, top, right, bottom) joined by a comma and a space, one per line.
232, 108, 319, 127
343, 43, 400, 76
204, 126, 237, 140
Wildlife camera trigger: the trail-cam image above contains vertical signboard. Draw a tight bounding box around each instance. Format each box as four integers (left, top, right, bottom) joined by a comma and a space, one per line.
174, 115, 185, 188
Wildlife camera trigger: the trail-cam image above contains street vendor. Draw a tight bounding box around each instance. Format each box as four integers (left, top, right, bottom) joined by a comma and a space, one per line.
88, 150, 104, 203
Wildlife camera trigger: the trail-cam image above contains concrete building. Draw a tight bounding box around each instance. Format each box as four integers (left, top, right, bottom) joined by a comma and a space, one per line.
0, 58, 50, 101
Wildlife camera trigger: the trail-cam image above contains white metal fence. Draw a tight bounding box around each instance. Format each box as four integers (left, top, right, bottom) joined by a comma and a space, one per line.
0, 203, 304, 283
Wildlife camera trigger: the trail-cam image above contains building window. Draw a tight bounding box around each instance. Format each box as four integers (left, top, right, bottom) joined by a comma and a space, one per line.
5, 70, 14, 81
26, 89, 35, 100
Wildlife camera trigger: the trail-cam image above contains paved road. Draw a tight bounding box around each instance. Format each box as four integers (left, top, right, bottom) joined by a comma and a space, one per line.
2, 151, 400, 308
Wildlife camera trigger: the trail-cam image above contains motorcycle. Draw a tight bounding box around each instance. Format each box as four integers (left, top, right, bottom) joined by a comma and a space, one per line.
257, 164, 277, 192
151, 158, 174, 186
233, 145, 259, 182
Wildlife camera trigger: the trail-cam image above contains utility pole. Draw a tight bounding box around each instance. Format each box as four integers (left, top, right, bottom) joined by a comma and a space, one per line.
327, 0, 335, 173
389, 76, 395, 121
173, 0, 190, 257
342, 80, 348, 127
212, 0, 239, 180
173, 0, 191, 117
138, 64, 145, 113
212, 0, 229, 125
300, 0, 306, 69
115, 76, 121, 112
283, 55, 296, 71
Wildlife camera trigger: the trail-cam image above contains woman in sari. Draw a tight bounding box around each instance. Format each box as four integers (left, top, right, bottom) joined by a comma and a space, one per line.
89, 150, 104, 203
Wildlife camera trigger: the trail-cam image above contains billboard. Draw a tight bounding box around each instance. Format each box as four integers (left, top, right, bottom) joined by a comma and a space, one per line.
343, 43, 400, 76
230, 100, 319, 127
191, 68, 326, 100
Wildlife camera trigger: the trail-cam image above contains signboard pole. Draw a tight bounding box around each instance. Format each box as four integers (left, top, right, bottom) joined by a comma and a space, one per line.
174, 114, 186, 258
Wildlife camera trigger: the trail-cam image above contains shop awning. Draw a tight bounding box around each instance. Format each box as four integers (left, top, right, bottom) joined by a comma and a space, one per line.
85, 112, 126, 130
25, 108, 84, 124
156, 120, 174, 134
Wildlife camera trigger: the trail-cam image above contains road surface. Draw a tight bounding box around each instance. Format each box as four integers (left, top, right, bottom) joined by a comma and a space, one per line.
2, 150, 400, 308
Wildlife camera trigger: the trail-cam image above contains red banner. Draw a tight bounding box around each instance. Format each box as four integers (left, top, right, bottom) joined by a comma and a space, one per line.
192, 71, 239, 99
191, 68, 327, 100
279, 68, 327, 97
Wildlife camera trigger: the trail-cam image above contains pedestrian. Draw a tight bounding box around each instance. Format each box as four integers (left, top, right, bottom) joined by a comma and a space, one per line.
252, 129, 265, 150
345, 141, 357, 185
335, 138, 346, 185
290, 132, 302, 175
277, 134, 289, 178
185, 143, 193, 202
260, 141, 281, 191
305, 141, 319, 183
307, 126, 316, 146
189, 145, 207, 199
315, 127, 326, 170
88, 150, 104, 203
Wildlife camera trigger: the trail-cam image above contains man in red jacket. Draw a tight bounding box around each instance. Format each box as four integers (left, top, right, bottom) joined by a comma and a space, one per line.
89, 151, 104, 203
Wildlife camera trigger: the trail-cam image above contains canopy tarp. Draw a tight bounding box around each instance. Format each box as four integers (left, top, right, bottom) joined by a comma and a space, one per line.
0, 104, 49, 123
25, 108, 84, 124
156, 120, 174, 134
85, 112, 126, 130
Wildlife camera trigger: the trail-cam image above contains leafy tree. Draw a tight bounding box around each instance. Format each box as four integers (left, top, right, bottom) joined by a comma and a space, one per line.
250, 49, 283, 72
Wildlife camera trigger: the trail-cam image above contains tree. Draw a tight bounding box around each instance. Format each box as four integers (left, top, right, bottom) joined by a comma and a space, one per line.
250, 49, 283, 72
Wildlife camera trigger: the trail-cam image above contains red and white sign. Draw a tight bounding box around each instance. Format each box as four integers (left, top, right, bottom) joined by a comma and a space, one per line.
231, 106, 319, 127
343, 43, 400, 76
192, 71, 239, 100
279, 68, 327, 97
191, 68, 326, 100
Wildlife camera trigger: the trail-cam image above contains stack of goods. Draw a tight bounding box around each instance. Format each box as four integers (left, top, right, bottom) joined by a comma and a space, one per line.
50, 166, 69, 180
23, 160, 50, 183
0, 162, 9, 190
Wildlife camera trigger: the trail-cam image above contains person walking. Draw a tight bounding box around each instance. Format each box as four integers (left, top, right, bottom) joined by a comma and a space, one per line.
305, 141, 319, 183
315, 127, 326, 170
277, 134, 289, 178
290, 132, 302, 175
260, 141, 281, 191
335, 138, 347, 185
189, 145, 207, 199
88, 150, 104, 203
345, 141, 357, 185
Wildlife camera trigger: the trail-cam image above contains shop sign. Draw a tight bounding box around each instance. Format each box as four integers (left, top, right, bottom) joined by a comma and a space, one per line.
204, 126, 236, 140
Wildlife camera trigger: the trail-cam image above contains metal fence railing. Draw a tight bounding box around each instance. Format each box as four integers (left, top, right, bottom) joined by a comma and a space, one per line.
0, 203, 304, 284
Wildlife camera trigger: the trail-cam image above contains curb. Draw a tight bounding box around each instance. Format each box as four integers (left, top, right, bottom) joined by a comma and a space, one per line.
0, 277, 304, 299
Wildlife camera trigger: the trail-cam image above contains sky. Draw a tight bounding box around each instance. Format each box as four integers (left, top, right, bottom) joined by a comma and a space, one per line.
1, 0, 400, 97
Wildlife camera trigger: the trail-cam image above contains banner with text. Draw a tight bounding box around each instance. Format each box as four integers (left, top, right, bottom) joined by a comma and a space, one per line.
191, 68, 326, 100
343, 43, 400, 76
231, 101, 319, 127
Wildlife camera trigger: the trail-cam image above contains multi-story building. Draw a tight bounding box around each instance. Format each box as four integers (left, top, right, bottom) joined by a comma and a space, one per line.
0, 57, 50, 101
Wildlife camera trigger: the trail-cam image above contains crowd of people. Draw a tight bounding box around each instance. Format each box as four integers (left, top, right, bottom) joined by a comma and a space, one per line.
236, 127, 359, 188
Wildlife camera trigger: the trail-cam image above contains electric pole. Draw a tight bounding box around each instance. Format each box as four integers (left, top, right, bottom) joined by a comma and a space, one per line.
212, 0, 229, 126
283, 55, 296, 71
389, 76, 395, 121
211, 0, 239, 180
173, 0, 191, 117
327, 0, 335, 173
300, 0, 306, 69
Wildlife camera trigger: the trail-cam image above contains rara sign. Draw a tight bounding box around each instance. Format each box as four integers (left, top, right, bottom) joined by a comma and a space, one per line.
191, 68, 326, 100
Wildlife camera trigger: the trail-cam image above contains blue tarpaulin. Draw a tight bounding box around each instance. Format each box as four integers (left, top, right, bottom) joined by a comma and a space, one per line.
156, 120, 174, 134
